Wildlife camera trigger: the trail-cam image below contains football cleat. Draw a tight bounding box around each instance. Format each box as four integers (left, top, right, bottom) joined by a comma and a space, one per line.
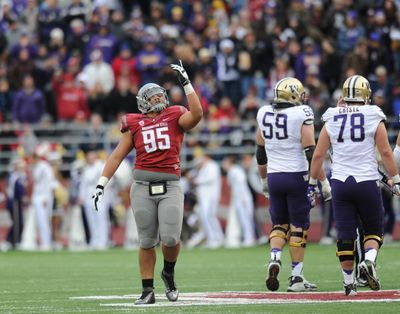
355, 274, 368, 287
287, 275, 318, 292
134, 290, 155, 305
359, 260, 381, 290
161, 271, 179, 302
266, 259, 281, 291
343, 282, 357, 296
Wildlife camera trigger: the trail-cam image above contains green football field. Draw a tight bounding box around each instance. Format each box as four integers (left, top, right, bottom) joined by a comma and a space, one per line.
1, 243, 399, 313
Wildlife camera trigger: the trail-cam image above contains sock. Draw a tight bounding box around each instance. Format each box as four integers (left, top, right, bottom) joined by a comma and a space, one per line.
291, 262, 303, 277
142, 279, 154, 291
270, 248, 282, 261
342, 269, 354, 285
163, 260, 176, 275
364, 248, 377, 263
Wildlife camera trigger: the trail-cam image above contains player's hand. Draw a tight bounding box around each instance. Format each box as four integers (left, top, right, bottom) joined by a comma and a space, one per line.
92, 185, 104, 211
337, 96, 346, 107
320, 179, 332, 201
261, 177, 269, 198
170, 60, 190, 86
392, 183, 400, 196
307, 184, 319, 207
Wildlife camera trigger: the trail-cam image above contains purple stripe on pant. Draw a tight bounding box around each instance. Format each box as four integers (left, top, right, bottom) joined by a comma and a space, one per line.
331, 176, 384, 240
268, 171, 311, 229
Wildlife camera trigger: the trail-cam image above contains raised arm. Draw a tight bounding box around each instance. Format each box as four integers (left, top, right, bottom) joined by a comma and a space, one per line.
171, 60, 203, 131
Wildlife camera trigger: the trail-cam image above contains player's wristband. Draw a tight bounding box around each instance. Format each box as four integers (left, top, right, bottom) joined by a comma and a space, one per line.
320, 179, 330, 189
97, 176, 109, 188
183, 83, 195, 95
391, 174, 400, 184
309, 177, 318, 185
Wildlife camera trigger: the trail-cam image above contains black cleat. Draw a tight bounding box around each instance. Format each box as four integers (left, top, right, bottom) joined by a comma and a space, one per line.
161, 271, 179, 301
134, 290, 155, 305
343, 282, 357, 296
359, 260, 381, 291
266, 259, 281, 291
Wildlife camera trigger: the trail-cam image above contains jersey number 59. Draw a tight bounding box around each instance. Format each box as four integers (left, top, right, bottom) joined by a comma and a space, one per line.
262, 112, 288, 140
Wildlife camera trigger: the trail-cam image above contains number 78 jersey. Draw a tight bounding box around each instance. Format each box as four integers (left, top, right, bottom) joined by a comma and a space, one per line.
322, 105, 386, 182
256, 104, 314, 173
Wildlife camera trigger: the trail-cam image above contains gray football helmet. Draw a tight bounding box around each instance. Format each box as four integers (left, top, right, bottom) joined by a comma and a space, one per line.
136, 83, 169, 114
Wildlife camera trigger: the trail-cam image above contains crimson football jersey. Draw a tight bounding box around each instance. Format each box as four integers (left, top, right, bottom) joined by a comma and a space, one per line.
120, 106, 187, 176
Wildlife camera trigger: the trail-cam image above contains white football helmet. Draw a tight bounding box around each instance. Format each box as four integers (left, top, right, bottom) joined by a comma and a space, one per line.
136, 83, 169, 114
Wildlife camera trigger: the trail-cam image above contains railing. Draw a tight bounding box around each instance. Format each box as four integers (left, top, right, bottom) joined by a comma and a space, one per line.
1, 117, 399, 174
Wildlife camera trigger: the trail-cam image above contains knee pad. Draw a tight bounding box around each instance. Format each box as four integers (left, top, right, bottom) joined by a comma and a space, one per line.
269, 225, 289, 242
288, 229, 308, 248
161, 236, 179, 247
140, 238, 158, 249
364, 234, 383, 248
336, 239, 355, 262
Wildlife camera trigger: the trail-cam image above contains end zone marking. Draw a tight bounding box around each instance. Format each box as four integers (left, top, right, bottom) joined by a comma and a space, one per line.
70, 290, 400, 307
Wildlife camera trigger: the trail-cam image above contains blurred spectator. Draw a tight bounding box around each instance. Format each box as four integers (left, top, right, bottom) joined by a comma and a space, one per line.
103, 76, 139, 121
37, 0, 64, 44
12, 74, 46, 124
52, 72, 89, 122
19, 0, 39, 38
266, 55, 295, 100
336, 11, 366, 54
239, 87, 265, 122
216, 38, 241, 107
135, 35, 165, 84
64, 0, 89, 27
80, 113, 106, 152
5, 158, 27, 249
342, 37, 369, 78
0, 78, 13, 122
295, 37, 321, 83
66, 19, 89, 60
84, 22, 118, 65
370, 65, 394, 114
8, 48, 36, 90
82, 49, 115, 94
320, 38, 342, 94
111, 43, 140, 87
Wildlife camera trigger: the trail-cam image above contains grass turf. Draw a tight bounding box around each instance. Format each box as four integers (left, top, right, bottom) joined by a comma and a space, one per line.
1, 243, 399, 313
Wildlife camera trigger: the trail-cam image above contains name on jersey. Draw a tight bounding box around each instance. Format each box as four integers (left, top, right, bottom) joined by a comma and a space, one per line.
141, 122, 168, 131
338, 107, 359, 114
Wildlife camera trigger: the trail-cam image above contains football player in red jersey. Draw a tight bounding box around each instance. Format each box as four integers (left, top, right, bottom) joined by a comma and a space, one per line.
92, 61, 203, 305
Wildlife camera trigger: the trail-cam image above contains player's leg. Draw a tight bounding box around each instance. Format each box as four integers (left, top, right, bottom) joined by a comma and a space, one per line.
265, 173, 290, 291
286, 172, 316, 292
356, 180, 385, 291
158, 182, 184, 302
331, 178, 359, 296
130, 182, 159, 305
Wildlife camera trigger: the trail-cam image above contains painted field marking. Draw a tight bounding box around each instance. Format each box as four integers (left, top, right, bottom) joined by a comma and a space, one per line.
70, 290, 400, 307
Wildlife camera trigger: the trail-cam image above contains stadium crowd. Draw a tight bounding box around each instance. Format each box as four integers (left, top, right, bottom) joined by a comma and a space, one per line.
0, 0, 400, 251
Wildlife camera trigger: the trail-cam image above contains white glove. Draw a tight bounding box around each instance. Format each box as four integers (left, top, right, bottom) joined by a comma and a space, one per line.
170, 60, 190, 86
394, 145, 400, 170
92, 185, 104, 211
320, 179, 332, 201
391, 174, 400, 196
261, 177, 269, 198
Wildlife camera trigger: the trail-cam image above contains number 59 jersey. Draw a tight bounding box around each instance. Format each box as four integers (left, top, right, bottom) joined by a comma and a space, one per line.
256, 104, 314, 173
120, 106, 187, 176
322, 105, 386, 182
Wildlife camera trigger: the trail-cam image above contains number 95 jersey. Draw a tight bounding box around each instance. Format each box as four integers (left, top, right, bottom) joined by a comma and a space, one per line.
256, 104, 314, 173
322, 105, 386, 182
120, 106, 187, 176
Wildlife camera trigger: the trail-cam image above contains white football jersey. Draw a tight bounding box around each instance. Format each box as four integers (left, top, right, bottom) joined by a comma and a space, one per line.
256, 104, 314, 173
322, 105, 386, 182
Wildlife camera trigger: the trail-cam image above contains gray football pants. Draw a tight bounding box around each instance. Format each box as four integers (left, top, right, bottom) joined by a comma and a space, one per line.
130, 181, 184, 249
